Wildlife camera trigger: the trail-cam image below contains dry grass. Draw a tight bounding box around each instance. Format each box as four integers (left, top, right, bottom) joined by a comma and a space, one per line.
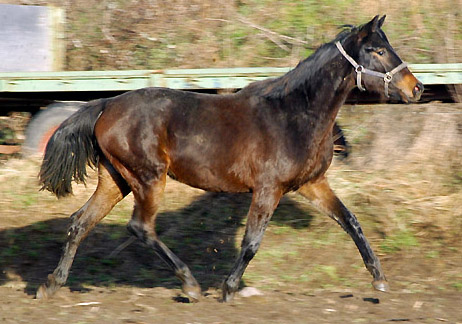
330, 102, 462, 240
3, 0, 461, 70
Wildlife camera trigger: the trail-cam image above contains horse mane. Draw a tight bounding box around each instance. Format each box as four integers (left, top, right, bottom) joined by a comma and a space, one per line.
242, 23, 360, 100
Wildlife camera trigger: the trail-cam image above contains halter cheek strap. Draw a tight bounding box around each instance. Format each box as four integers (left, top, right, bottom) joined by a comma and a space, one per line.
335, 41, 407, 98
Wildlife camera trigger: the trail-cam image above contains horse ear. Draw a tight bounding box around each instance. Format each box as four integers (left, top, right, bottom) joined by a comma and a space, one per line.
357, 15, 380, 41
378, 15, 386, 28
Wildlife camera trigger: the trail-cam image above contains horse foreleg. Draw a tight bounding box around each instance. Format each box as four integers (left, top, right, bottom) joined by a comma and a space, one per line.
297, 176, 388, 292
222, 186, 282, 302
36, 158, 129, 299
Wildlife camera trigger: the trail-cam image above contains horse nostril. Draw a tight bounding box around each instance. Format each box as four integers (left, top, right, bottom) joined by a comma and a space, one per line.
413, 82, 424, 96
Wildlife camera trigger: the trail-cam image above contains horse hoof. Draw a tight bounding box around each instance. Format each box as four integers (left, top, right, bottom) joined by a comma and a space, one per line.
222, 286, 236, 303
36, 284, 50, 300
222, 291, 235, 303
36, 274, 61, 300
372, 280, 389, 292
182, 283, 201, 302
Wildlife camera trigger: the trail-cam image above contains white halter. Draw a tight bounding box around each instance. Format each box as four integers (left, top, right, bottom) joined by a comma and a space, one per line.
335, 41, 408, 97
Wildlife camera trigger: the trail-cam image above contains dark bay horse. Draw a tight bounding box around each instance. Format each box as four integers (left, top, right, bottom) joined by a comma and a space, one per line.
37, 16, 423, 302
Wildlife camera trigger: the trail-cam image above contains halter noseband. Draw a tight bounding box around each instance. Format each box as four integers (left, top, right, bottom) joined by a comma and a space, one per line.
335, 41, 407, 98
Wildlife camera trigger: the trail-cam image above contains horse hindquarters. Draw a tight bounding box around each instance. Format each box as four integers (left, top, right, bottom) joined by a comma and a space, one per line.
94, 99, 202, 301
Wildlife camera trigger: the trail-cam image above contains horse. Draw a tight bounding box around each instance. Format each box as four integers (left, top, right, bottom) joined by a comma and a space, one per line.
36, 15, 423, 302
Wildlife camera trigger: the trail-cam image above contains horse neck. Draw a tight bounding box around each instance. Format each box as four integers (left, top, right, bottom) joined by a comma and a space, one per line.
283, 44, 356, 129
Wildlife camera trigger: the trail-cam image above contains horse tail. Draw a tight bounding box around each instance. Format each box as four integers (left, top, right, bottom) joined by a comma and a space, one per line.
39, 99, 108, 198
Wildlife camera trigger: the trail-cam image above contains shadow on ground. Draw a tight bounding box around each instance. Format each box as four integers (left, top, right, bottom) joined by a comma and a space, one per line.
0, 192, 315, 297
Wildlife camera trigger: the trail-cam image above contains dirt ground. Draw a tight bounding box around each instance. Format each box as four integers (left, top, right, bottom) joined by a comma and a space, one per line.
1, 281, 460, 324
1, 103, 462, 324
1, 211, 460, 324
1, 212, 461, 324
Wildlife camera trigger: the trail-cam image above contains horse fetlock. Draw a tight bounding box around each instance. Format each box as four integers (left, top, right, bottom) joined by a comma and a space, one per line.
365, 260, 384, 278
126, 220, 144, 239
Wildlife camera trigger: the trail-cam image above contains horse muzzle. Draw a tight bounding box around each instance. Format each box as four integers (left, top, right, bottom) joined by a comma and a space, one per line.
393, 72, 424, 103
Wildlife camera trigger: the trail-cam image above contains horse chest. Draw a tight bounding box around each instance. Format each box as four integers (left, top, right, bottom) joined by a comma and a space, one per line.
285, 132, 333, 191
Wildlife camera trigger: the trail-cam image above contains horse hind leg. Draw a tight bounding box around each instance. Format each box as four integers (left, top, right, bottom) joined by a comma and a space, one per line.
36, 157, 130, 299
126, 172, 201, 302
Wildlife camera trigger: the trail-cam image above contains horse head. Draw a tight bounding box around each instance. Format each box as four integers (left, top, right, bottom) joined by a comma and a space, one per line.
338, 15, 423, 102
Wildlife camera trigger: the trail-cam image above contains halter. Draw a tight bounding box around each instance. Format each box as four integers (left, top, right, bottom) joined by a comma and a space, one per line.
335, 41, 407, 98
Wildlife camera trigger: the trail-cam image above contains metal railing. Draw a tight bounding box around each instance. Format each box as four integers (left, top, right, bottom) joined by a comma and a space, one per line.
0, 64, 461, 93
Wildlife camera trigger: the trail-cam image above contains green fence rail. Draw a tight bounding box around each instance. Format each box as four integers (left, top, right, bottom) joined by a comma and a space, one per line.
0, 64, 461, 93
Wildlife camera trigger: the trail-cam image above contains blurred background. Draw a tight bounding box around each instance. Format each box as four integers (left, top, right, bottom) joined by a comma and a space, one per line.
0, 1, 461, 323
1, 0, 461, 70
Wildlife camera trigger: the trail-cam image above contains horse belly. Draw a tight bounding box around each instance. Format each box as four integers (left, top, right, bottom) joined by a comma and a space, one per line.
166, 137, 253, 193
167, 160, 252, 193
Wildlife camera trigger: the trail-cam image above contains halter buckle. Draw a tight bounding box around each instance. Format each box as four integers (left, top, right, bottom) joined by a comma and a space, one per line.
384, 72, 393, 83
